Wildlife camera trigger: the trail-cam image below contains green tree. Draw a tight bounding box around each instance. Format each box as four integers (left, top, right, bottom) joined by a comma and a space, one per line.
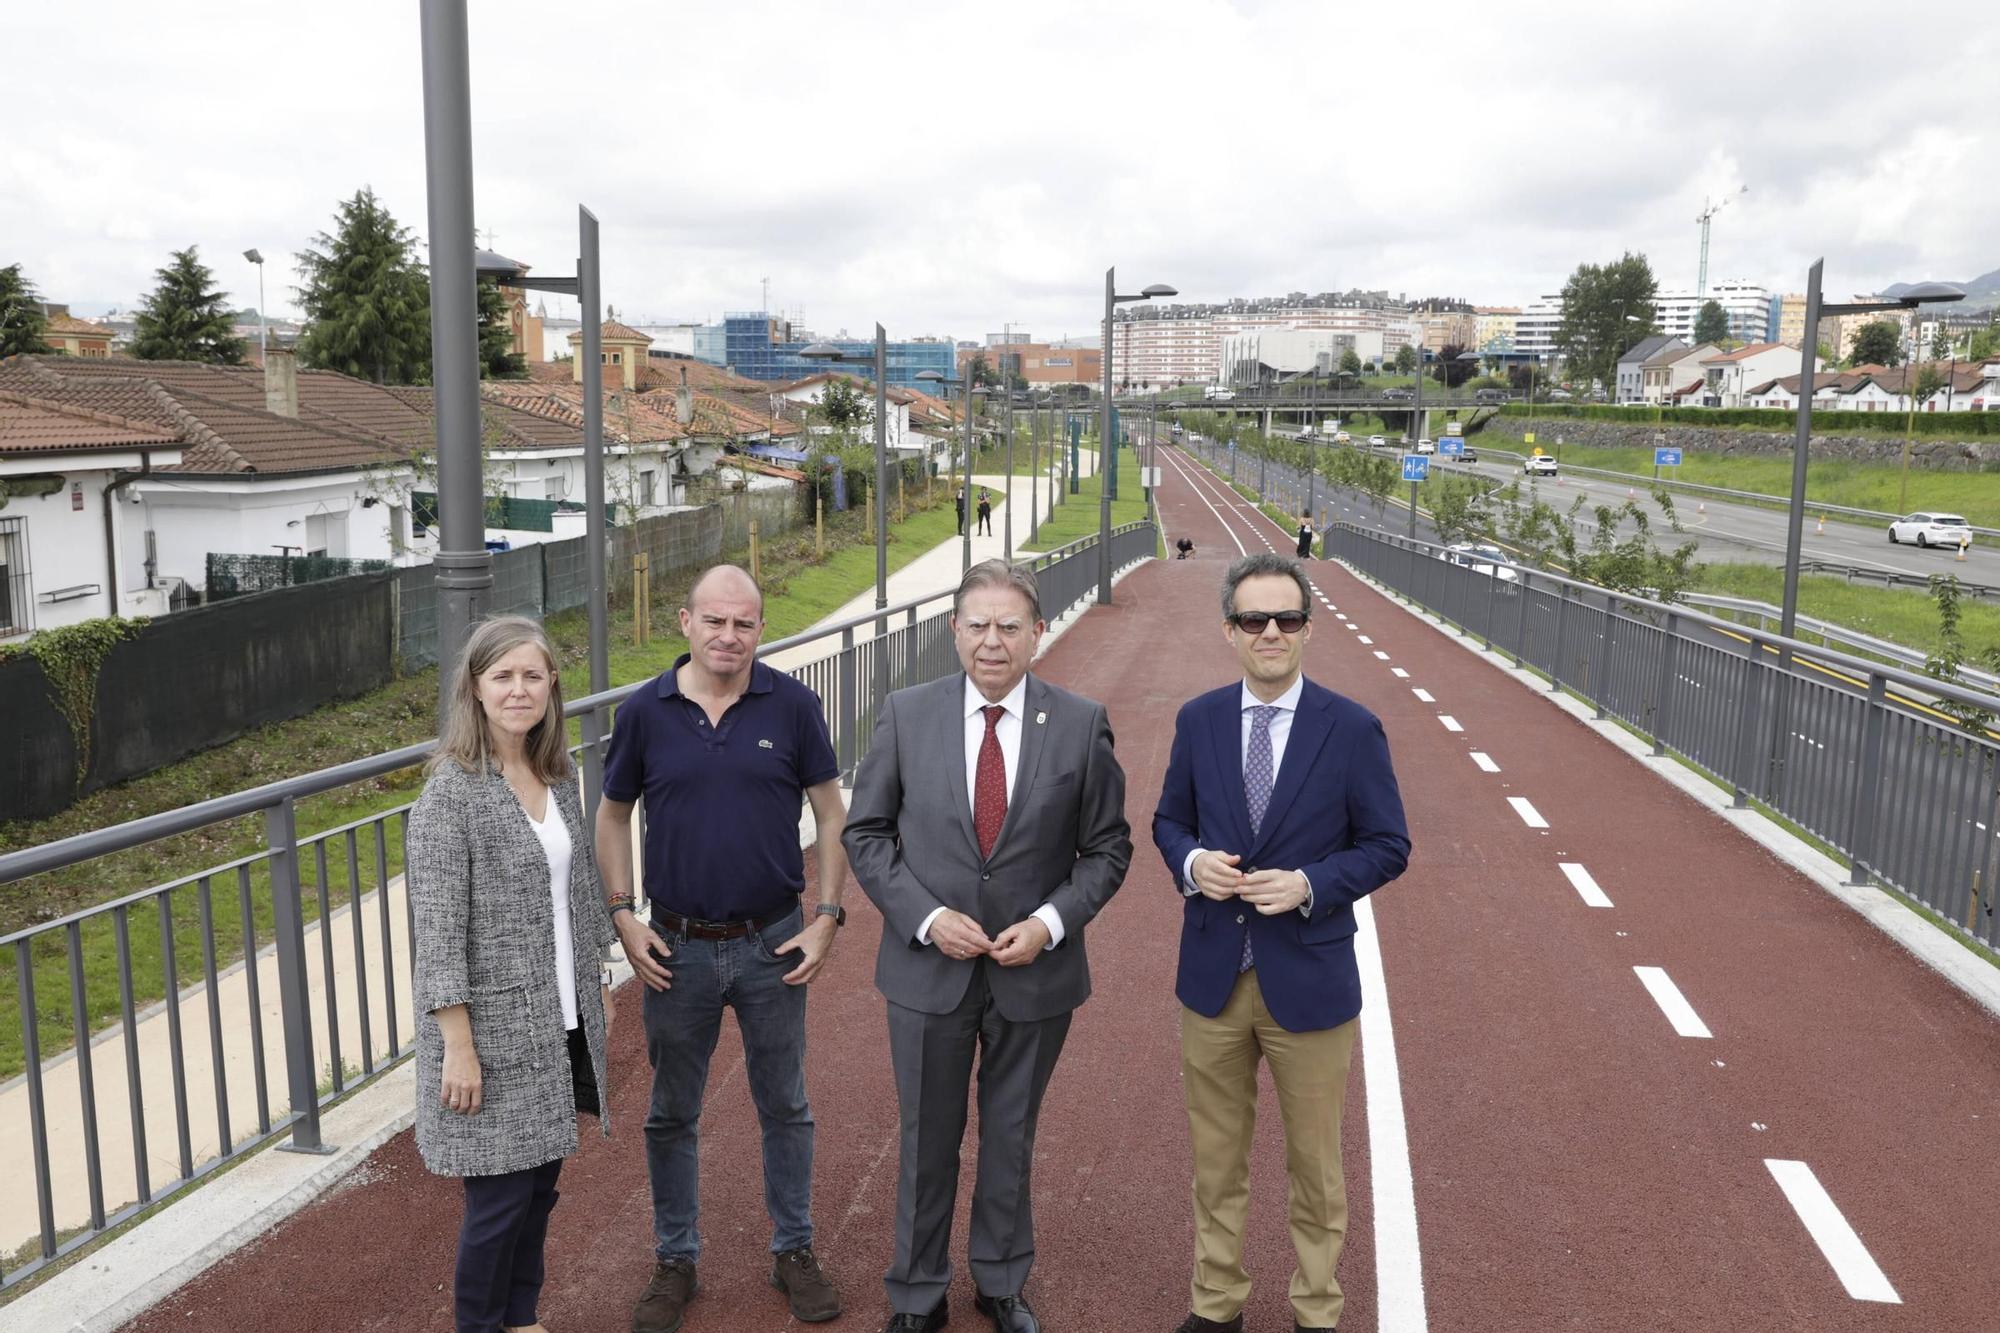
0, 264, 51, 357
1693, 300, 1729, 345
1849, 320, 1904, 367
1554, 251, 1659, 392
130, 246, 246, 364
1932, 326, 1953, 362
1970, 325, 2000, 362
813, 376, 871, 432
296, 188, 431, 385
1913, 363, 1948, 403
1433, 343, 1477, 388
476, 278, 526, 380
1427, 473, 1493, 546
1924, 575, 2000, 734
1339, 347, 1362, 375
1393, 344, 1417, 374
966, 352, 1000, 389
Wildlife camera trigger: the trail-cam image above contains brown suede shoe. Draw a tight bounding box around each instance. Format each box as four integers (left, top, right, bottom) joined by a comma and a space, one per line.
632, 1258, 697, 1333
771, 1245, 843, 1322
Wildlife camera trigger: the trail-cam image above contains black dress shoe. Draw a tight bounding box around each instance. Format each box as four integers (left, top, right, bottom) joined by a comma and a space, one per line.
885, 1303, 948, 1332
1293, 1325, 1335, 1333
974, 1291, 1040, 1333
1172, 1315, 1242, 1333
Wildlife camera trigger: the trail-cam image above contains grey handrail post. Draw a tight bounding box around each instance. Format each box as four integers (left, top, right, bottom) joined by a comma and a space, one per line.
1732, 639, 1769, 808
837, 626, 858, 781
16, 938, 56, 1260
1845, 673, 1890, 886
1596, 601, 1617, 719
1550, 585, 1569, 692
1652, 612, 1681, 755
1483, 561, 1498, 651
1513, 568, 1531, 667
266, 797, 330, 1153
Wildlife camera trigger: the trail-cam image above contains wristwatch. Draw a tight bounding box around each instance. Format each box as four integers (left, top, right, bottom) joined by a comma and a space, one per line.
814, 902, 846, 927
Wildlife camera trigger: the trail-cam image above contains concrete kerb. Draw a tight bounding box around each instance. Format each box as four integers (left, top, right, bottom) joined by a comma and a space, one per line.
5, 534, 1155, 1333
1331, 557, 2000, 1025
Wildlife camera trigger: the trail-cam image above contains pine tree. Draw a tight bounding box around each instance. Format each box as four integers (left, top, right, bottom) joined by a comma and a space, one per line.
296, 188, 432, 385
0, 264, 51, 358
130, 246, 247, 363
477, 278, 526, 379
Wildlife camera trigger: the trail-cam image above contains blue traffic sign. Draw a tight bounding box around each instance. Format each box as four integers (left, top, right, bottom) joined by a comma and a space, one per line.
1439, 438, 1465, 457
1654, 447, 1682, 467
1401, 455, 1430, 482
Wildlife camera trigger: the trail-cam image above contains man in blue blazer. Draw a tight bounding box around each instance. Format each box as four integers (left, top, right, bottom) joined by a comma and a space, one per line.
1153, 552, 1410, 1333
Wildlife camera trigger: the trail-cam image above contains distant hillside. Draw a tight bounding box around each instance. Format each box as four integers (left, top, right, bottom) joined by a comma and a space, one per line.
1883, 266, 2000, 309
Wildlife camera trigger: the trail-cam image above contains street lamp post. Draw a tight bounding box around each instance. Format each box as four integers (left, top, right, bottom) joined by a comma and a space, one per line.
800, 329, 890, 706
242, 249, 267, 362
1101, 268, 1176, 603
915, 367, 964, 566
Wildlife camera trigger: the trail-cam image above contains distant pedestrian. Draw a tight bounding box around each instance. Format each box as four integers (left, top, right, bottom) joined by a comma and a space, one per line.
409, 616, 616, 1333
1296, 518, 1315, 560
955, 485, 967, 534
976, 489, 994, 536
598, 565, 850, 1332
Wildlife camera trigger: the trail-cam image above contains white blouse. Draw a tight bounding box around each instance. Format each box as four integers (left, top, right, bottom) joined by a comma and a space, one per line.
522, 795, 578, 1031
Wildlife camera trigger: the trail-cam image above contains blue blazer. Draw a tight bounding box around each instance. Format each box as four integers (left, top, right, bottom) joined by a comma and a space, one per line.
1153, 677, 1410, 1033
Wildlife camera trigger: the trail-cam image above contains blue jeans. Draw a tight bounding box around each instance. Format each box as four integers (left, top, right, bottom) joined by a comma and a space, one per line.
643, 905, 814, 1262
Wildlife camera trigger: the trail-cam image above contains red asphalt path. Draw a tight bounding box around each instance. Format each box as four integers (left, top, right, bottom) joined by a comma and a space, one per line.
116, 448, 2000, 1333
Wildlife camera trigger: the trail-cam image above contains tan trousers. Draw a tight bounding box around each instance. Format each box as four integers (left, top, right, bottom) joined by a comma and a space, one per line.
1181, 970, 1358, 1328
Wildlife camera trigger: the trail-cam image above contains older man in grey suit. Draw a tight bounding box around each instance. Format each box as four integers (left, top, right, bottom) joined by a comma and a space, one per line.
845, 558, 1132, 1333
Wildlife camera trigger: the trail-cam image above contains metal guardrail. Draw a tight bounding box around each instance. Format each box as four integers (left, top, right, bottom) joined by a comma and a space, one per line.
1327, 522, 2000, 960
0, 520, 1155, 1289
1680, 593, 2000, 692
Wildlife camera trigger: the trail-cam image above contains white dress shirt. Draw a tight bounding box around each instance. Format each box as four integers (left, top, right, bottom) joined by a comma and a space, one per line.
915, 675, 1066, 950
1181, 675, 1314, 915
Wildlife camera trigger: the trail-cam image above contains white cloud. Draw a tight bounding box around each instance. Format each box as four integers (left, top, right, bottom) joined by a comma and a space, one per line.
5, 0, 1995, 341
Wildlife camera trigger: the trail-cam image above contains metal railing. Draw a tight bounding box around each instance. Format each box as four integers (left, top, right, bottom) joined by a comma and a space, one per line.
1327, 522, 2000, 958
0, 519, 1154, 1288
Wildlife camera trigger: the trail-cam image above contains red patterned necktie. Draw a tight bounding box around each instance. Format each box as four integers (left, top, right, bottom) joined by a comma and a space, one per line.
974, 704, 1008, 859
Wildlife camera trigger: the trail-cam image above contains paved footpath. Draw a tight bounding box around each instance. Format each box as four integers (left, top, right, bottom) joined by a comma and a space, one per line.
100, 444, 2000, 1331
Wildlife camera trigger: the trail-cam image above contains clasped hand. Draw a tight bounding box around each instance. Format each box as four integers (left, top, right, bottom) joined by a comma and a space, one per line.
931, 908, 1049, 967
1191, 851, 1309, 915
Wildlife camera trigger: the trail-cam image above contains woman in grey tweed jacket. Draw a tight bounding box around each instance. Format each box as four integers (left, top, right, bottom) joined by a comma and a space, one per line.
409, 616, 617, 1333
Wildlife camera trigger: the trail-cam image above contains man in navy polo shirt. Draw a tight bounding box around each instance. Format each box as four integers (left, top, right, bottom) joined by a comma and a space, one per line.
596, 564, 850, 1332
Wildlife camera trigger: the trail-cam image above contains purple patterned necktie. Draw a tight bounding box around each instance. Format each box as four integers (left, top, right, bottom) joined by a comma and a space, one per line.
1240, 705, 1279, 973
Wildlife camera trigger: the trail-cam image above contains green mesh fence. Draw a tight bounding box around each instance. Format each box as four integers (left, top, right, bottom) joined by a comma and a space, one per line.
205, 552, 391, 600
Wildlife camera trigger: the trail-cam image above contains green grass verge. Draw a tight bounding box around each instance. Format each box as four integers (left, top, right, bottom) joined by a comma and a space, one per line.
1016, 448, 1147, 552
1691, 563, 2000, 658
0, 486, 965, 1082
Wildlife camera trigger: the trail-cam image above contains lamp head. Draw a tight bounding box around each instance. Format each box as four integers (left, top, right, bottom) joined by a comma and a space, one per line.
1140, 284, 1178, 299
243, 248, 263, 265
1897, 282, 1965, 307
798, 341, 845, 361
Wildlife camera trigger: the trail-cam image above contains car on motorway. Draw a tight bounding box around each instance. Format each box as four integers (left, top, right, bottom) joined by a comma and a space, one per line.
1474, 388, 1508, 404
1334, 430, 1351, 443
1523, 455, 1559, 477
1367, 434, 1386, 447
1888, 512, 1973, 549
1415, 437, 1436, 454
1446, 443, 1480, 463
1382, 388, 1413, 401
1441, 542, 1519, 583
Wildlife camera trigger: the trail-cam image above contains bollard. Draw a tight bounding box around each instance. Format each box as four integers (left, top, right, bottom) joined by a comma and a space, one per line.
1958, 537, 1970, 562
749, 518, 761, 584
1816, 513, 1824, 534
633, 552, 651, 645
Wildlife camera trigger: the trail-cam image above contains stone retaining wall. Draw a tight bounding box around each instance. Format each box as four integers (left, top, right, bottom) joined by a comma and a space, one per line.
1478, 417, 2000, 471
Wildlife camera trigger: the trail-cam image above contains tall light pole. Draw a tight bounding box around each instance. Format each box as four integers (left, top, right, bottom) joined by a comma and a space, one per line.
800, 329, 890, 705
915, 366, 962, 556
1101, 269, 1176, 603
241, 249, 267, 361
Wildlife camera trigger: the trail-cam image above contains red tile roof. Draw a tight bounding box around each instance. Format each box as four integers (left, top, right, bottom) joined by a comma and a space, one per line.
43, 313, 115, 338
0, 390, 179, 455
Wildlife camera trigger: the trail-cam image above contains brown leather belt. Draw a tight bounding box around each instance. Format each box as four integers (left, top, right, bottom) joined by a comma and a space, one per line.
653, 904, 792, 941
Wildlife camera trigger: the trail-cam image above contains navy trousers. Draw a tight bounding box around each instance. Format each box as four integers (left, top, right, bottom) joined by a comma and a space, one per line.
456, 1157, 563, 1332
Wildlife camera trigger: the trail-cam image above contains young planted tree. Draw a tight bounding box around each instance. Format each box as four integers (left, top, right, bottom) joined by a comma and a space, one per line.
1393, 344, 1417, 374
131, 246, 246, 363
1339, 347, 1363, 376
296, 188, 431, 385
0, 264, 51, 357
1848, 320, 1904, 367
1693, 300, 1730, 345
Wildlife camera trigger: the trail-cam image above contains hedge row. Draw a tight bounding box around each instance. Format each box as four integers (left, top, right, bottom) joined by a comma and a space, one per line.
1494, 403, 2000, 438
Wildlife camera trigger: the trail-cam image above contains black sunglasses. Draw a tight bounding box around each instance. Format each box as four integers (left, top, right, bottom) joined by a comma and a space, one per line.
1228, 610, 1309, 635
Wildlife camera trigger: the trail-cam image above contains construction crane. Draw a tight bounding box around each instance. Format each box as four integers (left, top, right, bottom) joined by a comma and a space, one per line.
1695, 185, 1748, 300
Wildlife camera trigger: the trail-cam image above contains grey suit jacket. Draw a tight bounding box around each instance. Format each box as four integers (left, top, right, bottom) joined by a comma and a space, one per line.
843, 672, 1132, 1023
408, 760, 617, 1178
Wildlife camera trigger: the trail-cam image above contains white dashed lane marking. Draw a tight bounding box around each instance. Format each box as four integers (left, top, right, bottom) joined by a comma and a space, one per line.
1559, 863, 1614, 908
1358, 635, 1373, 644
1390, 668, 1409, 679
1764, 1160, 1902, 1304
1412, 689, 1435, 703
1438, 716, 1463, 732
1470, 752, 1500, 772
1374, 651, 1391, 660
1632, 966, 1713, 1039
1507, 796, 1548, 828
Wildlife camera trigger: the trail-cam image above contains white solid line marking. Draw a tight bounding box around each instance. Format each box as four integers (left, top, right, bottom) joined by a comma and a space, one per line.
1559, 863, 1614, 908
1633, 966, 1713, 1038
1439, 715, 1463, 732
1507, 796, 1547, 828
1373, 651, 1391, 660
1470, 751, 1500, 772
1412, 689, 1435, 703
1358, 635, 1374, 644
1391, 668, 1409, 678
1354, 896, 1429, 1329
1764, 1159, 1901, 1304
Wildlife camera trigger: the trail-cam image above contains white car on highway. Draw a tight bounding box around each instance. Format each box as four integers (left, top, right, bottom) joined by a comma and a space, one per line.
1442, 543, 1519, 583
1523, 455, 1559, 477
1367, 434, 1386, 447
1887, 512, 1972, 549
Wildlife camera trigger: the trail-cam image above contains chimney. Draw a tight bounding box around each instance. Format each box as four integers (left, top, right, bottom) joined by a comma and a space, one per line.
676, 367, 694, 425
264, 346, 299, 418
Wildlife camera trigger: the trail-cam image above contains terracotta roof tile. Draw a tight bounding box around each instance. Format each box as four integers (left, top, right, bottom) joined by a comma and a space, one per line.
43, 313, 115, 337
0, 390, 179, 454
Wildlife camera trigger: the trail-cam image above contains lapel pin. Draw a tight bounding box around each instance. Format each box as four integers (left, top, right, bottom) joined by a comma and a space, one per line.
1035, 711, 1047, 725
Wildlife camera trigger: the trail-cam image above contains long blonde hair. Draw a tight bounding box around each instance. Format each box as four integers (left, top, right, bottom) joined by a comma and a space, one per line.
430, 616, 571, 784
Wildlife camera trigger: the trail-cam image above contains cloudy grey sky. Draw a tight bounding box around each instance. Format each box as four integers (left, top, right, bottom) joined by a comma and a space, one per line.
9, 0, 1996, 345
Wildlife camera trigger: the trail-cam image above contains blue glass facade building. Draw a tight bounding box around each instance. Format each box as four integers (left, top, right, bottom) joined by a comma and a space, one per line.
721, 312, 955, 387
